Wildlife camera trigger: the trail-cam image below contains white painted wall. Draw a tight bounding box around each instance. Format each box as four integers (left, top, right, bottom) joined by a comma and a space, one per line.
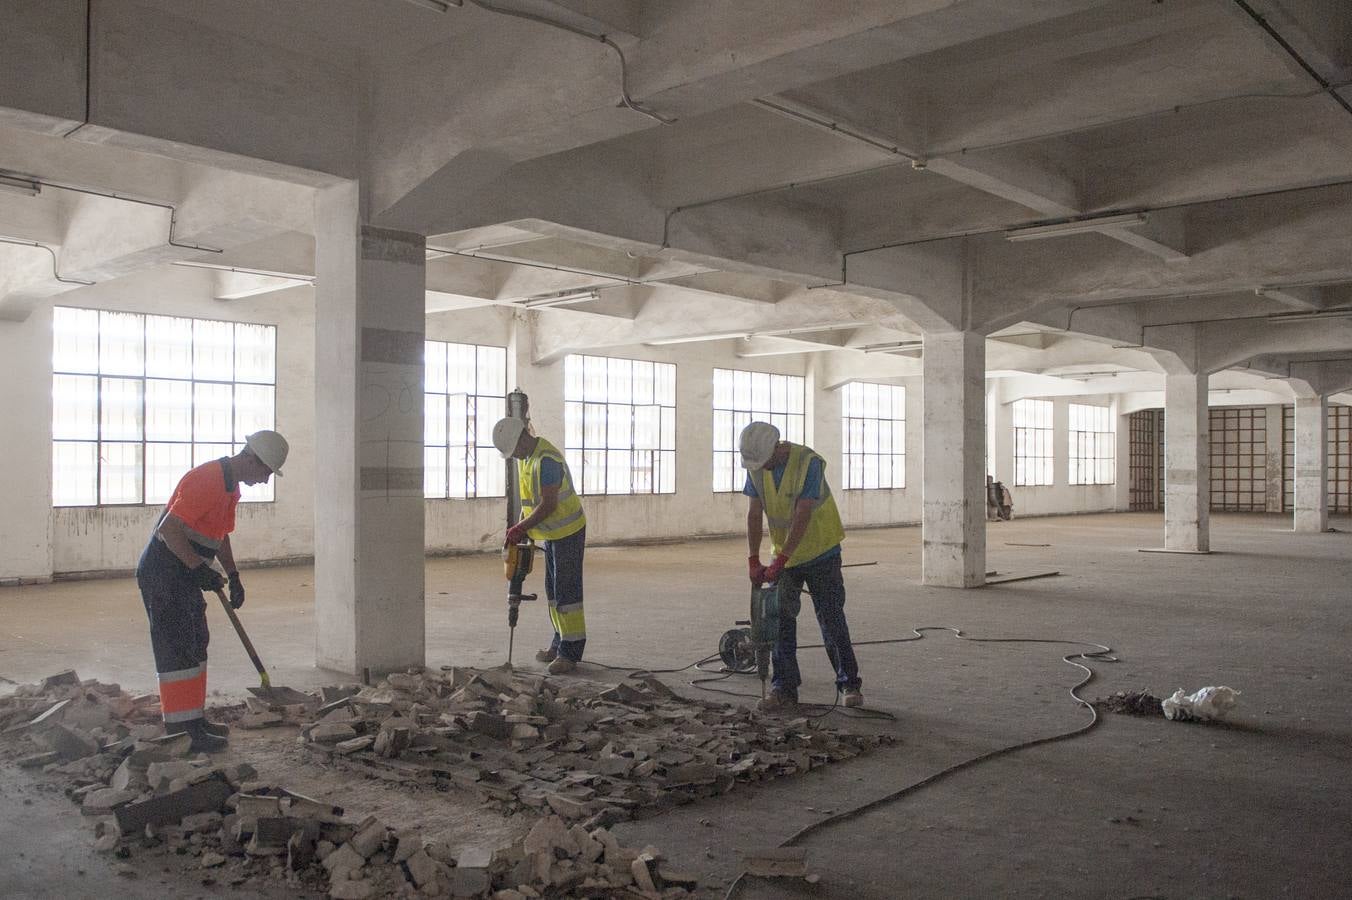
2, 266, 316, 579
989, 392, 1120, 518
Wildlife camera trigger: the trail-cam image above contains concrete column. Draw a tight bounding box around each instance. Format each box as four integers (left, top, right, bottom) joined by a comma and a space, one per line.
922, 331, 985, 587
1263, 405, 1284, 513
314, 183, 426, 675
1163, 371, 1209, 551
1293, 395, 1329, 533
0, 306, 54, 582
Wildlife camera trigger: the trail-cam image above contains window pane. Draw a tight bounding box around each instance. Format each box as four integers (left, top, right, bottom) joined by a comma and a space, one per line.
425, 394, 447, 446
713, 452, 731, 493
787, 376, 805, 414
478, 345, 506, 397
448, 440, 468, 498
447, 343, 475, 394
53, 307, 99, 374
475, 396, 503, 457
194, 383, 233, 442
145, 315, 193, 378
53, 374, 98, 440
713, 410, 733, 452
584, 403, 607, 448
53, 441, 98, 506
424, 342, 447, 393
606, 449, 631, 494
100, 377, 144, 441
659, 451, 676, 494
145, 379, 192, 441
607, 357, 632, 405
713, 369, 733, 408
194, 443, 232, 466
607, 403, 632, 448
99, 311, 144, 376
632, 360, 654, 405
146, 443, 192, 504
771, 375, 787, 413
583, 450, 605, 494
234, 384, 274, 440
193, 319, 234, 381
656, 363, 676, 406
585, 355, 607, 400
478, 450, 505, 498
786, 415, 804, 444
100, 441, 143, 504
751, 372, 770, 411
733, 370, 751, 410
634, 405, 659, 450
564, 401, 583, 449
425, 446, 448, 498
234, 323, 275, 384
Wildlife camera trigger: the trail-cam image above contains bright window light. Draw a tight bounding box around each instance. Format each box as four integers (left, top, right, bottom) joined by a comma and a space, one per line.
51, 307, 277, 506
564, 354, 676, 495
842, 382, 905, 490
712, 368, 805, 493
1012, 398, 1054, 486
423, 341, 507, 499
1069, 403, 1115, 485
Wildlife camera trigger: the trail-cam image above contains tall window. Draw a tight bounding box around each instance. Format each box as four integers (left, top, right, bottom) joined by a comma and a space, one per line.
842, 382, 905, 489
1012, 398, 1054, 486
1069, 403, 1114, 485
424, 341, 507, 499
712, 368, 805, 492
52, 307, 276, 507
564, 354, 676, 495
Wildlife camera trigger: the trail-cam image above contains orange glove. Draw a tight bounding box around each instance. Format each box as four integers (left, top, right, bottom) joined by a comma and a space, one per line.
762, 553, 790, 584
748, 555, 766, 585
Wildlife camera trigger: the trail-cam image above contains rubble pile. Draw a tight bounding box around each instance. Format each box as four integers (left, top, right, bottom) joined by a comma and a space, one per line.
293, 666, 892, 826
1093, 690, 1165, 718
2, 666, 891, 897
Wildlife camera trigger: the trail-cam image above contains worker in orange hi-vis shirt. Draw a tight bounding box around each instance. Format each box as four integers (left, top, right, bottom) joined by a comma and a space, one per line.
135, 431, 289, 752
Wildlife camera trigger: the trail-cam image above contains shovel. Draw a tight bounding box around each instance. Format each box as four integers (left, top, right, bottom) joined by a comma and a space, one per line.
213, 589, 312, 705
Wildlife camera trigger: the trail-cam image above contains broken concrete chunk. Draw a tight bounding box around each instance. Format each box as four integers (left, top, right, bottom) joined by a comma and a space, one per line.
200, 851, 227, 868
309, 722, 358, 744
402, 849, 442, 888
81, 788, 140, 815
348, 817, 387, 858
114, 774, 232, 834
43, 723, 101, 761
327, 878, 375, 900
334, 735, 374, 755
322, 842, 366, 880
41, 670, 81, 690
16, 750, 62, 769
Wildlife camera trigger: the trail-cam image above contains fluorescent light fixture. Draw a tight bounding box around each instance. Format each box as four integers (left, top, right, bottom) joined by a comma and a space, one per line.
1266, 308, 1352, 323
400, 0, 460, 11
0, 173, 40, 197
859, 340, 923, 354
754, 322, 860, 338
646, 331, 750, 346
1005, 213, 1148, 242
519, 290, 598, 309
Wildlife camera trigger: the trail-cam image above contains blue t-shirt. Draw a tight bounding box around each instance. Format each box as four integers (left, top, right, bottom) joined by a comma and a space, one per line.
539, 457, 563, 487
743, 456, 840, 565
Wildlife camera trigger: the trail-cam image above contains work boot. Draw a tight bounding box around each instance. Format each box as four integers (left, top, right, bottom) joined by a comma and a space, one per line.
166, 719, 228, 753
841, 688, 864, 709
535, 648, 557, 663
547, 657, 577, 675
756, 689, 798, 714
166, 719, 230, 738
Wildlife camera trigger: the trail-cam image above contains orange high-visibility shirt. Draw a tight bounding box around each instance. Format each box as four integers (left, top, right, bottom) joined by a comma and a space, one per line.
163, 459, 240, 548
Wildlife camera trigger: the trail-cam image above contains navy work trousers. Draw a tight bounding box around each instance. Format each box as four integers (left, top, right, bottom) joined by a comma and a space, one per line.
771, 552, 862, 698
543, 527, 587, 662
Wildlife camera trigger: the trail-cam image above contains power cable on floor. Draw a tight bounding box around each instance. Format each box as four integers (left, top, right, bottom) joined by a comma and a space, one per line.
716, 627, 1117, 899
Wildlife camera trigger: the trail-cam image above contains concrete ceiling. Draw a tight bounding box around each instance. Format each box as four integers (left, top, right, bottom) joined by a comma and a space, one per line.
2, 0, 1351, 402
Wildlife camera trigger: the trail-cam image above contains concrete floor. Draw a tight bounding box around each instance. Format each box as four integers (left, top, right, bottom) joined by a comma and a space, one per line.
2, 512, 1351, 898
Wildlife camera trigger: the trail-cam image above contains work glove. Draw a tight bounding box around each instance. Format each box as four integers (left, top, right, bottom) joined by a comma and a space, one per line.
192, 562, 226, 593
228, 572, 245, 610
505, 523, 529, 547
748, 555, 766, 586
762, 553, 791, 585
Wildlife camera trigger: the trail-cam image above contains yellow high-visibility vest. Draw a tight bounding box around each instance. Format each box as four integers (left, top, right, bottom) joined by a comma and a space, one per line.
753, 443, 845, 567
518, 437, 586, 542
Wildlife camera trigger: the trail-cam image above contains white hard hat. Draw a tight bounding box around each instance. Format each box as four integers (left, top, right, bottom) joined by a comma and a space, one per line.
244, 430, 289, 477
492, 417, 528, 459
739, 421, 781, 469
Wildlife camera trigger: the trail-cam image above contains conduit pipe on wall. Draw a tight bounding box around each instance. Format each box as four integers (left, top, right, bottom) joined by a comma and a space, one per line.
0, 237, 95, 286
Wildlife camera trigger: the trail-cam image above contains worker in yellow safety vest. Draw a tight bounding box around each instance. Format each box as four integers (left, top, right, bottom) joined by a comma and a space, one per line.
493, 417, 588, 675
741, 421, 863, 712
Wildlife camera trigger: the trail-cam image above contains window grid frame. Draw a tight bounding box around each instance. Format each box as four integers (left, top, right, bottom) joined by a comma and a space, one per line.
841, 381, 906, 491
563, 354, 678, 497
1012, 398, 1055, 487
1208, 406, 1266, 512
52, 307, 277, 508
711, 367, 807, 494
422, 341, 508, 500
1068, 402, 1115, 486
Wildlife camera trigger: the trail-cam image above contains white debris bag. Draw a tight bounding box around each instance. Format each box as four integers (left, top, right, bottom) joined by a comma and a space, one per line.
1161, 685, 1240, 722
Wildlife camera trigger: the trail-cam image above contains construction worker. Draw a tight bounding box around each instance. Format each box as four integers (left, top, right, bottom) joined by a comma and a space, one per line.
741, 421, 863, 712
493, 417, 587, 675
135, 431, 289, 752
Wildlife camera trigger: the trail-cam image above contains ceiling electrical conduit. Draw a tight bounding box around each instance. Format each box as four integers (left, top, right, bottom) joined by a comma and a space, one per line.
460, 0, 674, 125
0, 236, 95, 286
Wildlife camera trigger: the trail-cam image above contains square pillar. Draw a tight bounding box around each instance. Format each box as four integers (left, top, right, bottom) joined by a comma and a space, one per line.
922, 331, 985, 587
314, 183, 426, 675
1293, 395, 1329, 533
1164, 372, 1209, 551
